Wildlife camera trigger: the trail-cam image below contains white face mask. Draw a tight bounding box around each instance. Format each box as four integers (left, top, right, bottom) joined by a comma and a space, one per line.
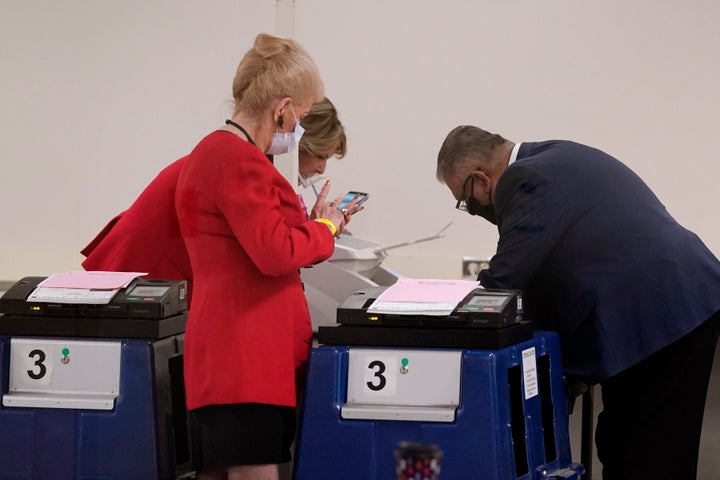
298, 173, 326, 188
266, 106, 305, 155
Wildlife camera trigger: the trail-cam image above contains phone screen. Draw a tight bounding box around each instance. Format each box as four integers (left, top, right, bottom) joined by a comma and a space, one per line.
337, 191, 368, 210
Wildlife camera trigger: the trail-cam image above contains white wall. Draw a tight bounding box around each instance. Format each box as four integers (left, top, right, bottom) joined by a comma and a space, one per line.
297, 0, 720, 278
1, 0, 719, 281
0, 1, 275, 279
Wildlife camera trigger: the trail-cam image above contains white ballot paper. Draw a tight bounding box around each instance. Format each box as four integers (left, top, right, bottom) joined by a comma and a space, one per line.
27, 287, 119, 304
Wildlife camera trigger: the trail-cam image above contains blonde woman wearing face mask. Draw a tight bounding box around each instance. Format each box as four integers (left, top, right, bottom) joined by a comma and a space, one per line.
297, 97, 347, 186
176, 33, 358, 480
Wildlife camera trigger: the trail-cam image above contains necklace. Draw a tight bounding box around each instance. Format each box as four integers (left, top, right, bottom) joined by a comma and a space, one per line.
225, 119, 256, 146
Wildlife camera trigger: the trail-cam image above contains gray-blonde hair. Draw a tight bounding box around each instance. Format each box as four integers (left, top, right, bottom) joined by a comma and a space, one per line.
232, 33, 324, 116
436, 125, 507, 182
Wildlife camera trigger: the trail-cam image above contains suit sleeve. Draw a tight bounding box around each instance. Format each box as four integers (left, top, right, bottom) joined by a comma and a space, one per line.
479, 164, 570, 290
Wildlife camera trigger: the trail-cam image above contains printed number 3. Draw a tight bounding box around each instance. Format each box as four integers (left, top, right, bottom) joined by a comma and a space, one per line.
27, 349, 47, 380
366, 360, 386, 391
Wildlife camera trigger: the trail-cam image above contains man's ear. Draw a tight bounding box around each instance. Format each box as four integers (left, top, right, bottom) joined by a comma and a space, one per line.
471, 169, 492, 191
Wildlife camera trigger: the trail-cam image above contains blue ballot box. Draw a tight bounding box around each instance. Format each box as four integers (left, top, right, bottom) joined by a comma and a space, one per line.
0, 277, 191, 480
0, 334, 190, 479
293, 330, 584, 480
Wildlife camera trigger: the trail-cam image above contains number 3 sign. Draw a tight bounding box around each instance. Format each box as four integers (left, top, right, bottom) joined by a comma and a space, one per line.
5, 338, 121, 410
21, 346, 54, 385
346, 348, 462, 407
362, 356, 399, 396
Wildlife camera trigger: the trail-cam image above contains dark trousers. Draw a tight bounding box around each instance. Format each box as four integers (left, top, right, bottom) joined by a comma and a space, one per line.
595, 311, 720, 480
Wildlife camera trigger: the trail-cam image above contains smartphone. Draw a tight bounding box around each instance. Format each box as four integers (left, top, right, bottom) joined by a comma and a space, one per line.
337, 191, 369, 212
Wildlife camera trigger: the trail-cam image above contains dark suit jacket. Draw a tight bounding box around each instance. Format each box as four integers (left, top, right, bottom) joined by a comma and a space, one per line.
479, 140, 720, 383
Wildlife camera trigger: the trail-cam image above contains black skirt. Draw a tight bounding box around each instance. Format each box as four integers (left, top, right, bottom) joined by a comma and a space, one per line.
189, 403, 296, 472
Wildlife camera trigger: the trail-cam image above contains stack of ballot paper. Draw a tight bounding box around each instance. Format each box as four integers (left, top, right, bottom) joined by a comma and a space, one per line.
27, 271, 147, 305
367, 277, 481, 316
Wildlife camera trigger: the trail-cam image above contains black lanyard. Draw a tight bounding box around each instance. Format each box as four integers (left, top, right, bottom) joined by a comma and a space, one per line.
225, 119, 256, 146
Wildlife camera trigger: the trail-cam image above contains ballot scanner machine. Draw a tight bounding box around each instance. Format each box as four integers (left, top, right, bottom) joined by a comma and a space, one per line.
0, 275, 191, 480
292, 285, 584, 480
301, 234, 399, 331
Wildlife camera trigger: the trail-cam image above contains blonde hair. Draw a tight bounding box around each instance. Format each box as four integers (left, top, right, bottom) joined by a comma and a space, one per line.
232, 33, 324, 116
299, 97, 347, 159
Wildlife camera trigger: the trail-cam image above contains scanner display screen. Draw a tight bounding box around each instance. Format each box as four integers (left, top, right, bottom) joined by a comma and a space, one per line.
467, 295, 507, 307
129, 286, 170, 297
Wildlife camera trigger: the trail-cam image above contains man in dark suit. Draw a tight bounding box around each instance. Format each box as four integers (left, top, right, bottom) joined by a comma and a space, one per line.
436, 125, 720, 480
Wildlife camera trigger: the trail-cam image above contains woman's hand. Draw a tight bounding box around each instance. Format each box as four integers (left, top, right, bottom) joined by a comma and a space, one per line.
310, 180, 360, 236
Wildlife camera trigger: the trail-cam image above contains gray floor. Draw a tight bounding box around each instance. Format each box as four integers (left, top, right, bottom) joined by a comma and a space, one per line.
568, 342, 720, 480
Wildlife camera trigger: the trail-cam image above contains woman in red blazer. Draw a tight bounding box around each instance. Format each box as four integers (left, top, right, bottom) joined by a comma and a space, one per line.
174, 34, 355, 480
80, 97, 348, 310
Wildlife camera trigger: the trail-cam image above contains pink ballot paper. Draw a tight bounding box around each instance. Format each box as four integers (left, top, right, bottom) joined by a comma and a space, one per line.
367, 277, 481, 315
38, 271, 148, 290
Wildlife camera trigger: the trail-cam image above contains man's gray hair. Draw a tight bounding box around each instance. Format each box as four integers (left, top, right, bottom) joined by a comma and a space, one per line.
436, 125, 507, 182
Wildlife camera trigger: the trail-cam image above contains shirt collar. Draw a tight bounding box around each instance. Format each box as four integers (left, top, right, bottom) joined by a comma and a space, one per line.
508, 142, 522, 166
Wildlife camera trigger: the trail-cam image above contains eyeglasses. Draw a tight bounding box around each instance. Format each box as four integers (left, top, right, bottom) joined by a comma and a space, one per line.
455, 174, 474, 211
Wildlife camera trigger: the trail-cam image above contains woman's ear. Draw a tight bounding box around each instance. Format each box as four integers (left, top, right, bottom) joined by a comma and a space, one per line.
272, 97, 293, 127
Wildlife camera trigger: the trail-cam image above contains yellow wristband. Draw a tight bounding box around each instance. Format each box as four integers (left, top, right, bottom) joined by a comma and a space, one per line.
315, 218, 337, 236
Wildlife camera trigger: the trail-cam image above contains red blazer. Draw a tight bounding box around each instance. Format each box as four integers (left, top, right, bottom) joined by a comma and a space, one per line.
176, 131, 334, 410
81, 157, 194, 303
